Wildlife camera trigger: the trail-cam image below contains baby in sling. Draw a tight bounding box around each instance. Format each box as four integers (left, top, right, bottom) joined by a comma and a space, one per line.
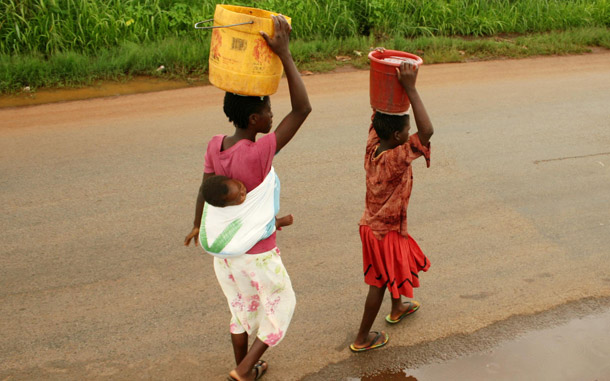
199, 170, 293, 257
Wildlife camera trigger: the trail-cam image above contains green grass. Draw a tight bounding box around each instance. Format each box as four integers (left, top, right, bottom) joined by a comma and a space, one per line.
0, 36, 210, 92
2, 0, 609, 55
2, 27, 608, 93
1, 0, 609, 92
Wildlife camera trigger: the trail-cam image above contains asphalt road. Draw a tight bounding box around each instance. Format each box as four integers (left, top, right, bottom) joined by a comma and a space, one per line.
1, 52, 610, 380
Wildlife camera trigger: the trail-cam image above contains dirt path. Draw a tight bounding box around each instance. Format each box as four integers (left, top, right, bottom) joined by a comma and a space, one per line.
1, 52, 610, 380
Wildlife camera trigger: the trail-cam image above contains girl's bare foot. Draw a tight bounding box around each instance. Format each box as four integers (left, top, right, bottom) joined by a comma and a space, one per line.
389, 301, 411, 321
387, 300, 420, 322
351, 330, 387, 349
350, 331, 389, 352
275, 214, 293, 229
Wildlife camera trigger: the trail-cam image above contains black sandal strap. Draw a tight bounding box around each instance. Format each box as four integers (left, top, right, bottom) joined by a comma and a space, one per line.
253, 360, 266, 380
368, 331, 382, 347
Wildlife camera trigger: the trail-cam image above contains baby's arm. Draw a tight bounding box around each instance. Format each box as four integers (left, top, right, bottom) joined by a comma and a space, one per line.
397, 62, 434, 146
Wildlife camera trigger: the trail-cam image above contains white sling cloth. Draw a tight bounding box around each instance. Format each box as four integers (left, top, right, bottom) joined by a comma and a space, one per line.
199, 167, 277, 258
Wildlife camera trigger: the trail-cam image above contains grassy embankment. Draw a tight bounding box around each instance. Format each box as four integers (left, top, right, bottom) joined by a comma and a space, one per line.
1, 0, 609, 93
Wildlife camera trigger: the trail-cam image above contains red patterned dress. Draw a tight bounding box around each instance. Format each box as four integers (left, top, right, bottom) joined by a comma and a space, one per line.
359, 116, 431, 298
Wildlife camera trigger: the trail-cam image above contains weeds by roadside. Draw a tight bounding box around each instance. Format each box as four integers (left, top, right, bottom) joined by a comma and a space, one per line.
4, 27, 609, 93
1, 0, 609, 93
3, 0, 609, 56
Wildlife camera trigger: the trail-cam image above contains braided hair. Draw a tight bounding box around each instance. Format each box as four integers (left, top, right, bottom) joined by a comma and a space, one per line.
373, 112, 409, 140
223, 92, 270, 129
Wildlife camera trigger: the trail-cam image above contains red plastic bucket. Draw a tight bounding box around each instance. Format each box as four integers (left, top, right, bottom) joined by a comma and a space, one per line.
368, 49, 423, 113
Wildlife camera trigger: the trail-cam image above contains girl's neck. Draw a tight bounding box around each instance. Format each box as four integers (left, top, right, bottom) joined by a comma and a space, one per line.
233, 127, 257, 141
222, 128, 257, 151
376, 140, 399, 157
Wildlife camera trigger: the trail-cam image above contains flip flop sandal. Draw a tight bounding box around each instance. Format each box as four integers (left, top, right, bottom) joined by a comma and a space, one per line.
227, 360, 267, 381
385, 300, 420, 324
349, 331, 389, 353
254, 360, 267, 380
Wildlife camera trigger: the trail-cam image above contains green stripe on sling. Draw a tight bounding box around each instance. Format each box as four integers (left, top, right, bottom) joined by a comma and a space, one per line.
200, 204, 243, 253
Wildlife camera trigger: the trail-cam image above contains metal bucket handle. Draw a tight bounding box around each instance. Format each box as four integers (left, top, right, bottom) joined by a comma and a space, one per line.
194, 19, 254, 30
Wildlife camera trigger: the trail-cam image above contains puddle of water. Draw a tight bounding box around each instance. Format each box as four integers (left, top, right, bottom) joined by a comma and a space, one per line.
355, 309, 610, 381
0, 76, 204, 108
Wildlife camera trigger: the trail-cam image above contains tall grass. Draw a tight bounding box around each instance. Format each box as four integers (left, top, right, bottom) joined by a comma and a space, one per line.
0, 35, 211, 92
2, 26, 609, 93
1, 0, 609, 92
2, 0, 609, 55
346, 0, 610, 37
0, 0, 215, 55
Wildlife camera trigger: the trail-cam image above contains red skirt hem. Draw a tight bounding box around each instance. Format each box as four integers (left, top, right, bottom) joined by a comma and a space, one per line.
360, 225, 430, 298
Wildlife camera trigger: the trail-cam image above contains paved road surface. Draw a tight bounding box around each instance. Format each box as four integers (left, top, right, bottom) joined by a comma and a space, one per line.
1, 52, 609, 380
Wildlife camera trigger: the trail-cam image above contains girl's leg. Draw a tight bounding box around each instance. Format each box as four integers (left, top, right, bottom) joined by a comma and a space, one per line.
353, 285, 387, 347
229, 338, 269, 381
229, 248, 293, 380
231, 332, 249, 365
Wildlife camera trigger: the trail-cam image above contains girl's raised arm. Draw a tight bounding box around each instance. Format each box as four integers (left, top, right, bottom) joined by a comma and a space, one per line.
261, 15, 312, 153
397, 62, 434, 146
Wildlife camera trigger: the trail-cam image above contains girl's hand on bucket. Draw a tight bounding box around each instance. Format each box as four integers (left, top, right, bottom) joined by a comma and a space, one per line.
260, 15, 292, 57
396, 61, 419, 90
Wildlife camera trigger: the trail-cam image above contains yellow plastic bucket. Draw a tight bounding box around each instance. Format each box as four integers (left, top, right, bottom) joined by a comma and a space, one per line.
198, 5, 291, 96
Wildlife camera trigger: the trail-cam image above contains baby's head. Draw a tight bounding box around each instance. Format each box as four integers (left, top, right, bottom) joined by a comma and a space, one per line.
373, 111, 410, 144
223, 92, 272, 132
202, 175, 247, 207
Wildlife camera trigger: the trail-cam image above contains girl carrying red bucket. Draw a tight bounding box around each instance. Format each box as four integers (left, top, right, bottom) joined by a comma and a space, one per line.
351, 53, 435, 352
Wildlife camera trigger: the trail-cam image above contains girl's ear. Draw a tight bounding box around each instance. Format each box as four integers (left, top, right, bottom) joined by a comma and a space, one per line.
393, 130, 401, 141
248, 113, 258, 127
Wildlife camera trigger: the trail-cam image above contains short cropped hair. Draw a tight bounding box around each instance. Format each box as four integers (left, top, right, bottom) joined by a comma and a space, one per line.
202, 175, 231, 207
223, 92, 270, 129
372, 112, 409, 140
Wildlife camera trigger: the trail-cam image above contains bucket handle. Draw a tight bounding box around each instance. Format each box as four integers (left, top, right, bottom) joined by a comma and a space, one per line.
194, 19, 254, 30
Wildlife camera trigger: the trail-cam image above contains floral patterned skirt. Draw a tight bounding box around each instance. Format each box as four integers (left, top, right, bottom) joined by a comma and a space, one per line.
213, 247, 296, 347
